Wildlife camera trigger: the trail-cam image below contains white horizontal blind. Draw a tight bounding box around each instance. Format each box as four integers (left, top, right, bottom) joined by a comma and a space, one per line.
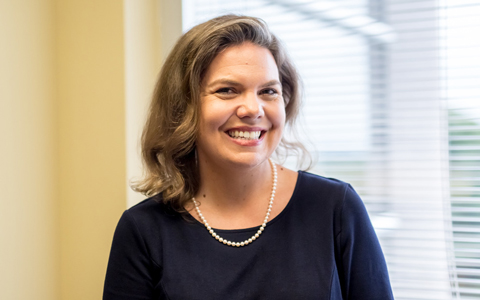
382, 1, 451, 299
441, 0, 480, 298
182, 0, 480, 299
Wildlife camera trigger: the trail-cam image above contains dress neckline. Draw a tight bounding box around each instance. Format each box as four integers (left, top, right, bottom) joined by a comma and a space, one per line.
188, 171, 304, 233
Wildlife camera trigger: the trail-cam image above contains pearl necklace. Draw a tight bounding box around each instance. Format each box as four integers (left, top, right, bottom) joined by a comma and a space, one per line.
192, 158, 277, 247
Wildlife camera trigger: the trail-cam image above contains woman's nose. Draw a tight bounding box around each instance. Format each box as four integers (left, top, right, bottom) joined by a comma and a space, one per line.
236, 92, 265, 119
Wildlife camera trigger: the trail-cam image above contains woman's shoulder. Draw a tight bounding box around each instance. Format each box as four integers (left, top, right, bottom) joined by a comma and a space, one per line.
296, 170, 351, 197
291, 171, 364, 214
292, 171, 370, 236
127, 194, 164, 213
128, 193, 164, 211
123, 194, 182, 228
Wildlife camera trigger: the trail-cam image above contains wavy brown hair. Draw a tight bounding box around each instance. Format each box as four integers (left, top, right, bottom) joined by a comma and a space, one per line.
133, 15, 309, 212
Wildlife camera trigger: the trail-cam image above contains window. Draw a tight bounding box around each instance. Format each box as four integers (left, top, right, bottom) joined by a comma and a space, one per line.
182, 0, 480, 298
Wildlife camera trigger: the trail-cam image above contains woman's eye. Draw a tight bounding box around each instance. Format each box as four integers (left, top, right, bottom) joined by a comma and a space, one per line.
260, 88, 279, 98
215, 87, 235, 95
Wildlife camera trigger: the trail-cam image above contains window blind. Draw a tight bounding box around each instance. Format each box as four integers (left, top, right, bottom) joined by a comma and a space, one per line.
182, 0, 480, 298
441, 0, 480, 298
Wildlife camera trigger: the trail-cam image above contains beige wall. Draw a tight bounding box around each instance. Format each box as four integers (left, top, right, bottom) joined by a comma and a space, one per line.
0, 1, 59, 299
125, 0, 182, 207
56, 1, 127, 299
0, 1, 182, 299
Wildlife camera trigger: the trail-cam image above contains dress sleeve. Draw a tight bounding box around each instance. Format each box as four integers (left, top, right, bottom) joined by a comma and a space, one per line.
335, 184, 394, 300
103, 210, 162, 300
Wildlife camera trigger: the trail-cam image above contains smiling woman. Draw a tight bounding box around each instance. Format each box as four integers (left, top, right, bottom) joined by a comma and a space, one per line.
197, 42, 285, 171
103, 15, 394, 300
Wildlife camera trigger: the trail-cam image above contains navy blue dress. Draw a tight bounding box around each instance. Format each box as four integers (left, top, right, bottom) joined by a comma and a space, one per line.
103, 171, 394, 299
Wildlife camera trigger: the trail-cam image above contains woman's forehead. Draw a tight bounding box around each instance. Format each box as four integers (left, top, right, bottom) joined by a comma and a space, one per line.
202, 43, 279, 85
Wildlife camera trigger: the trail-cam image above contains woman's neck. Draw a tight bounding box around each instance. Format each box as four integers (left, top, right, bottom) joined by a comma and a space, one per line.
192, 157, 274, 228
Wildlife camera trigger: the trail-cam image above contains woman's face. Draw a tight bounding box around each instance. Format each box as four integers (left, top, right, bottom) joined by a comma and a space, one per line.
196, 42, 285, 170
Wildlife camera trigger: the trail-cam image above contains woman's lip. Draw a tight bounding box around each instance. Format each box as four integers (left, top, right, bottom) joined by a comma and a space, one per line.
224, 126, 267, 132
224, 130, 265, 146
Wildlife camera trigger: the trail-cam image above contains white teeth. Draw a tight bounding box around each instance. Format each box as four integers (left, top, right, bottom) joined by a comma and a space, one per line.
228, 130, 262, 140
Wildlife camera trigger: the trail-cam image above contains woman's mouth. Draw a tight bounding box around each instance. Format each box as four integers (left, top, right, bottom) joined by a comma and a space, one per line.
227, 130, 263, 140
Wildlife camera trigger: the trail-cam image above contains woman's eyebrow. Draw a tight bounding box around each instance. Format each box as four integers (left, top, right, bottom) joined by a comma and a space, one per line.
206, 79, 282, 89
206, 79, 242, 89
260, 80, 282, 88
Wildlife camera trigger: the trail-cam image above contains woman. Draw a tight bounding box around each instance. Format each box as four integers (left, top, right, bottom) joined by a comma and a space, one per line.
104, 15, 394, 300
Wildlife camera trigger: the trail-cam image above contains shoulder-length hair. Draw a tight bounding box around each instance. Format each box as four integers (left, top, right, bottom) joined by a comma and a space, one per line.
133, 14, 309, 212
